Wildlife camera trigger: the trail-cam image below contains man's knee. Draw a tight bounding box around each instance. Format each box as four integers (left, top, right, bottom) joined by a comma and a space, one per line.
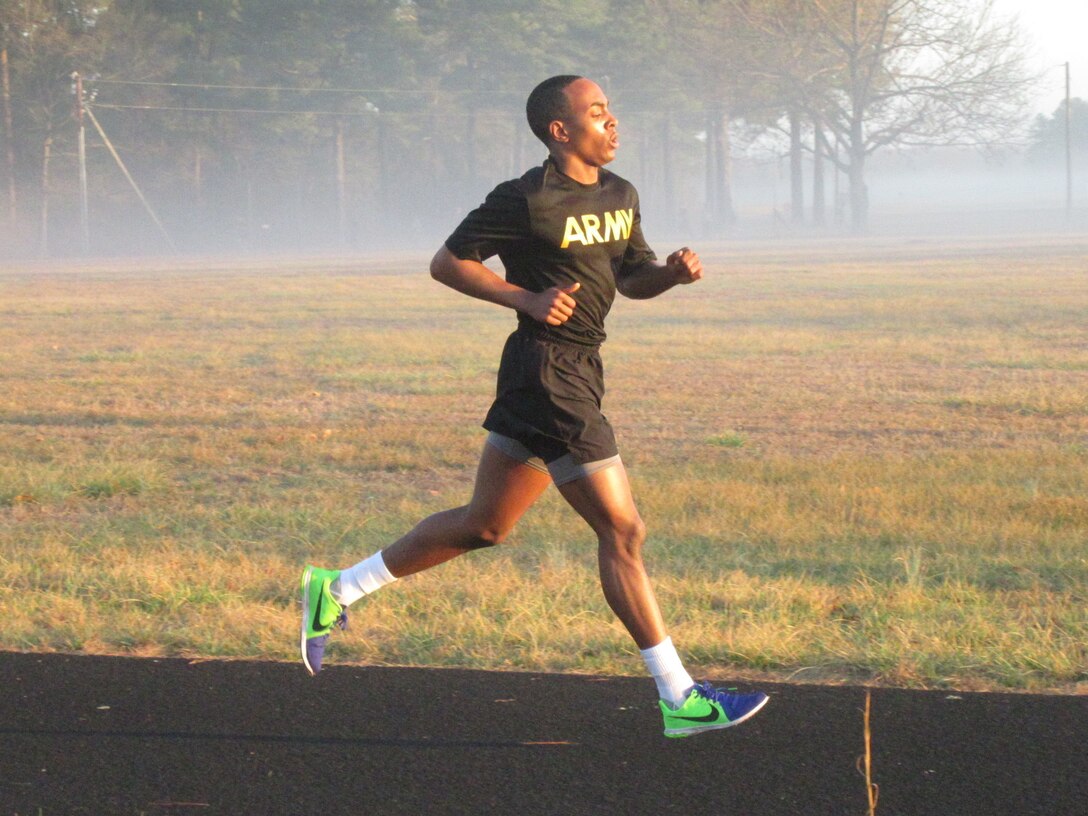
599, 515, 647, 559
459, 512, 514, 550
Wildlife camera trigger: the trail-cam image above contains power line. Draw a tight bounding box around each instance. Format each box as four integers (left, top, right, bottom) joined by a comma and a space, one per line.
91, 101, 685, 119
90, 78, 519, 97
91, 102, 522, 119
87, 77, 679, 101
83, 104, 176, 252
93, 103, 382, 117
85, 75, 702, 119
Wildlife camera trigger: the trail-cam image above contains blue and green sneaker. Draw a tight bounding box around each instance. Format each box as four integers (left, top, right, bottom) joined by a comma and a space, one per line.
661, 682, 769, 738
299, 565, 347, 676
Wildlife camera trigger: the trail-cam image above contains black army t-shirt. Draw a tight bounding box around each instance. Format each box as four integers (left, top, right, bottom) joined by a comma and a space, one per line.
445, 158, 657, 346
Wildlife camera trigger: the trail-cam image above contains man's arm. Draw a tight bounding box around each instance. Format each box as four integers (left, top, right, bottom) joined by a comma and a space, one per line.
616, 247, 704, 300
430, 245, 581, 326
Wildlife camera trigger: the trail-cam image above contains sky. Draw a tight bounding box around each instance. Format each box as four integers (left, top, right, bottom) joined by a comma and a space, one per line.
990, 0, 1085, 115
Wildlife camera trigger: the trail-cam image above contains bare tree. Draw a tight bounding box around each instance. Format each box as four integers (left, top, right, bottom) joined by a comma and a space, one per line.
721, 0, 846, 226
822, 0, 1035, 229
634, 0, 767, 234
743, 0, 1035, 231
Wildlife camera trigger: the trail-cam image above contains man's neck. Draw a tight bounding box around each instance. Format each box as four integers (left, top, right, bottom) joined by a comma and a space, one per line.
549, 153, 600, 185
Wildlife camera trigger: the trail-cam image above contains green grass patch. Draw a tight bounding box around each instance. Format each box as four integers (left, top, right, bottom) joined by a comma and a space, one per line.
708, 431, 746, 448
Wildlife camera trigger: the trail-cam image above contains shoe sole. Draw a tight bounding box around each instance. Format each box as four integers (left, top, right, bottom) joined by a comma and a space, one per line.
299, 566, 316, 676
664, 694, 769, 738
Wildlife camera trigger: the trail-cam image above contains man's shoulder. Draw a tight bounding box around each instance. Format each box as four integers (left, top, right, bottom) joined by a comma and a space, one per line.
512, 161, 638, 199
599, 167, 638, 196
484, 176, 531, 203
479, 161, 552, 196
510, 161, 550, 195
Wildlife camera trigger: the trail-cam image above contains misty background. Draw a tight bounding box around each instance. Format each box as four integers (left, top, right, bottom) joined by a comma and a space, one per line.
0, 0, 1084, 259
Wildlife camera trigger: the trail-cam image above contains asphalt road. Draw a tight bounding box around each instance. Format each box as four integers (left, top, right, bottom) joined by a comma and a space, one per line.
0, 651, 1084, 815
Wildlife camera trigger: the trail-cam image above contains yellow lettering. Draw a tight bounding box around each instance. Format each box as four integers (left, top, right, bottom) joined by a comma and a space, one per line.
582, 214, 603, 245
603, 210, 625, 242
561, 209, 633, 248
561, 215, 587, 249
619, 208, 633, 238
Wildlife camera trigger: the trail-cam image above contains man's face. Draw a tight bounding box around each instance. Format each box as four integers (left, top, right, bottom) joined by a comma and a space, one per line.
556, 78, 618, 168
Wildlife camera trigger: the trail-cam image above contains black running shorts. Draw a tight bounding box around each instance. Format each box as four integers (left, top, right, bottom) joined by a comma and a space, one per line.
483, 327, 620, 468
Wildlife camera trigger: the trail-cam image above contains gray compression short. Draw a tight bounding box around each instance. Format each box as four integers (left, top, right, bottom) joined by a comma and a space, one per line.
486, 431, 622, 486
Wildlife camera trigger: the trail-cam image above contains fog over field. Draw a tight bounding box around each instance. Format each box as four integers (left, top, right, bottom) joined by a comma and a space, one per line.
1, 1, 1084, 259
21, 120, 1087, 259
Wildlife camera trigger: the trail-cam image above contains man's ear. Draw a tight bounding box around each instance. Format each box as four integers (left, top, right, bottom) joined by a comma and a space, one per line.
548, 119, 569, 145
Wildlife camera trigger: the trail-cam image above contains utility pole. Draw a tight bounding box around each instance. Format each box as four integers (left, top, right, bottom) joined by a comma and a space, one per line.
813, 118, 826, 227
703, 104, 715, 223
1065, 62, 1072, 220
72, 72, 89, 253
1, 33, 16, 230
336, 119, 347, 249
661, 116, 673, 231
40, 129, 51, 257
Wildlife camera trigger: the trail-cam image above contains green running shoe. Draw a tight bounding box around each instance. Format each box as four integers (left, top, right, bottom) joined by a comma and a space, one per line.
299, 565, 346, 676
661, 682, 769, 738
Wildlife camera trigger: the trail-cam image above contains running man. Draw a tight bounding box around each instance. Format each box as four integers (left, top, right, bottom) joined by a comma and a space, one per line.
301, 75, 767, 738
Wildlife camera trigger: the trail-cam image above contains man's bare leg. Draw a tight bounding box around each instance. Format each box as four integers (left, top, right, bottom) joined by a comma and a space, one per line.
558, 460, 770, 731
379, 441, 552, 578
556, 460, 703, 711
302, 442, 550, 675
556, 460, 666, 650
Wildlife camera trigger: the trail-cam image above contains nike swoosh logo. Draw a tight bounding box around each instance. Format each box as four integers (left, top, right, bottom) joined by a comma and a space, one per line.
673, 707, 721, 723
311, 586, 326, 632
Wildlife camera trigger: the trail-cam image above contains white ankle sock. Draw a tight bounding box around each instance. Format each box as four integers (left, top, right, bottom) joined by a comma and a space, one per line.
640, 636, 695, 708
332, 551, 397, 607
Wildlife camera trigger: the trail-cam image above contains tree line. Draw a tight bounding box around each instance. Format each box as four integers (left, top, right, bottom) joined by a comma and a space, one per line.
0, 0, 1059, 256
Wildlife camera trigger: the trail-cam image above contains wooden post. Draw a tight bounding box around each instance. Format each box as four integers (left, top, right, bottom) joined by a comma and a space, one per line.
39, 131, 52, 257
661, 116, 673, 231
73, 72, 89, 253
336, 118, 347, 248
194, 148, 203, 210
1065, 62, 1072, 219
1, 39, 16, 228
704, 104, 716, 221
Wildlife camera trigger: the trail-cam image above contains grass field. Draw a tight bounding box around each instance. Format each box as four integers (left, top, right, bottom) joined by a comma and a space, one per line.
1, 236, 1086, 692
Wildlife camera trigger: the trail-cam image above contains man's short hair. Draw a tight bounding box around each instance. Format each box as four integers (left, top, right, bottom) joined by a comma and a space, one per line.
526, 75, 583, 146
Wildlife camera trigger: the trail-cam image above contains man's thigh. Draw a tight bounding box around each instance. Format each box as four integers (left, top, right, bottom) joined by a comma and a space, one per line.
556, 458, 641, 537
464, 440, 553, 533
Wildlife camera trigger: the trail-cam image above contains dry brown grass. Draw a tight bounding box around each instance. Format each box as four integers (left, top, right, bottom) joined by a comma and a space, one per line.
1, 236, 1086, 690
